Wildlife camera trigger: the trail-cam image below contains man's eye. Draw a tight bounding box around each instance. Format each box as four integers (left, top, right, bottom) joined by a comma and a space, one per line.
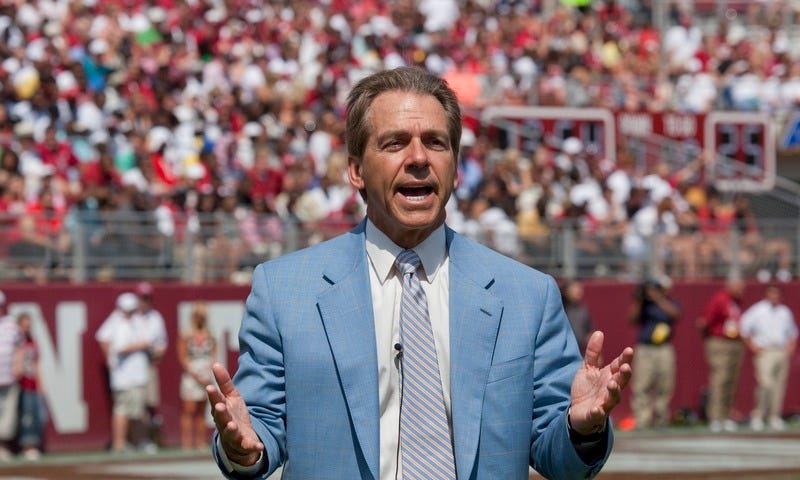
427, 138, 448, 149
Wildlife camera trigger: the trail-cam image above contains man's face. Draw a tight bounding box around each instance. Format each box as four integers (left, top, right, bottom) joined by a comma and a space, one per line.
348, 91, 457, 248
766, 287, 781, 305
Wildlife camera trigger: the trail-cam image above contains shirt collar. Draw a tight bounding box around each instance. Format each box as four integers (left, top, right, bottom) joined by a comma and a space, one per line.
365, 219, 447, 285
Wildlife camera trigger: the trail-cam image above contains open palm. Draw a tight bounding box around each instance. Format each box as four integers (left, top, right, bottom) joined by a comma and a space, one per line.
206, 362, 265, 466
569, 331, 634, 435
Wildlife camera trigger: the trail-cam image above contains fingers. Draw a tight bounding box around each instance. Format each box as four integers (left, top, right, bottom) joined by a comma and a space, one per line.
583, 330, 604, 367
208, 390, 264, 456
207, 385, 234, 431
204, 363, 265, 465
212, 362, 237, 396
605, 376, 622, 405
614, 354, 633, 391
600, 348, 633, 414
606, 346, 634, 375
206, 363, 241, 434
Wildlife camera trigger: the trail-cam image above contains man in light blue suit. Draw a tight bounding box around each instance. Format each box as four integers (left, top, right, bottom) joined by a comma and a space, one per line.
207, 67, 634, 480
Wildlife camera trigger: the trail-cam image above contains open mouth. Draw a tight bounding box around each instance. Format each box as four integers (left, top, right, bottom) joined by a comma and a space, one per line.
398, 185, 434, 201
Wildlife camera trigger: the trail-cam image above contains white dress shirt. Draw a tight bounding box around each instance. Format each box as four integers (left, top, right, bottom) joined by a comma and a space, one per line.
365, 220, 451, 480
740, 300, 798, 349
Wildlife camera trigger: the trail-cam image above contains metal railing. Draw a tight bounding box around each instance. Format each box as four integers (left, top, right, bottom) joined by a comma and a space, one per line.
1, 210, 797, 283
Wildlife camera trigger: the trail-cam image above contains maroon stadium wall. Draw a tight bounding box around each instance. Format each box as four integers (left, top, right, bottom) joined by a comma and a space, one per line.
582, 279, 800, 427
0, 280, 798, 452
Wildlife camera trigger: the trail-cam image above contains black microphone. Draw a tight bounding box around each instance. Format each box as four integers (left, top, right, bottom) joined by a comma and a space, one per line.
393, 342, 404, 373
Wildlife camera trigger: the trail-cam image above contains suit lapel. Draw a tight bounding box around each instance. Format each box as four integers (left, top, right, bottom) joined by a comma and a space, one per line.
446, 229, 503, 478
317, 226, 380, 480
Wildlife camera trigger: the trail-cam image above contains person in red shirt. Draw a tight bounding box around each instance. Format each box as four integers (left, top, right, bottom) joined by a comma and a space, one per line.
697, 278, 746, 432
35, 126, 79, 181
241, 145, 284, 210
9, 188, 70, 282
80, 151, 124, 207
13, 312, 46, 460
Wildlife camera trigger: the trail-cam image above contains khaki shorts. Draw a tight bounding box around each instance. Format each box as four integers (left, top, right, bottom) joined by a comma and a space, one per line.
0, 383, 20, 441
112, 386, 147, 419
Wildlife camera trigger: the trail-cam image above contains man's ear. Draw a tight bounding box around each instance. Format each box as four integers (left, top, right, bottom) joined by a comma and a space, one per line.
347, 155, 365, 190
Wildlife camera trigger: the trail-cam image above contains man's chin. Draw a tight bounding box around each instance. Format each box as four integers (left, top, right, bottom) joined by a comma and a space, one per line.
396, 210, 445, 230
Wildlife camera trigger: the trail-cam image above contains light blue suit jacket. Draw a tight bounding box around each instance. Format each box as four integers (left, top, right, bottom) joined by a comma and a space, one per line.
213, 221, 612, 479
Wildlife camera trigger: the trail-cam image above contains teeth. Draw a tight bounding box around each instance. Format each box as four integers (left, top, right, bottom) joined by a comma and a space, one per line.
406, 195, 426, 201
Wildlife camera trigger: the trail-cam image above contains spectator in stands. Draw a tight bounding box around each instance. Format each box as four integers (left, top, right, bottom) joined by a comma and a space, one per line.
313, 151, 364, 240
663, 8, 703, 77
0, 172, 25, 216
238, 195, 284, 266
605, 146, 635, 210
455, 128, 483, 201
308, 110, 341, 180
740, 285, 798, 431
0, 291, 23, 462
464, 192, 521, 259
9, 186, 70, 282
515, 159, 552, 255
13, 311, 46, 461
622, 196, 684, 278
697, 278, 746, 432
628, 276, 681, 429
0, 149, 20, 186
675, 54, 719, 113
36, 125, 79, 185
79, 150, 124, 209
178, 301, 216, 451
13, 122, 47, 201
732, 195, 793, 283
95, 292, 151, 453
135, 282, 168, 452
586, 183, 629, 259
239, 145, 284, 212
696, 187, 736, 278
779, 60, 800, 109
208, 189, 249, 281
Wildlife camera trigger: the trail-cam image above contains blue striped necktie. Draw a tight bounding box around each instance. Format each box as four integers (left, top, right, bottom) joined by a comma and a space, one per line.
395, 249, 456, 479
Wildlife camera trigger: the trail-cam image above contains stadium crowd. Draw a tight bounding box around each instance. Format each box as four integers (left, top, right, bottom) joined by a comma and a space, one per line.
0, 0, 798, 282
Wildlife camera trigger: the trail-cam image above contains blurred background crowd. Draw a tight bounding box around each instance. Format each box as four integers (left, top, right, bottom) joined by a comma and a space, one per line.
1, 0, 800, 283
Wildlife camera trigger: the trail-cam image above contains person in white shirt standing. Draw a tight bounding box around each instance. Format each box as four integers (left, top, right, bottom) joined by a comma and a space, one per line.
95, 292, 151, 453
135, 282, 168, 452
740, 285, 798, 431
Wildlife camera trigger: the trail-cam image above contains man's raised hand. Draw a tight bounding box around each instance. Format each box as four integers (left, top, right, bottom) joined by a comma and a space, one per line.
568, 331, 634, 435
206, 362, 265, 466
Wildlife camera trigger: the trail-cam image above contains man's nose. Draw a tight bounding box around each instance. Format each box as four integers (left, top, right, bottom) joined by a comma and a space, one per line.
407, 138, 429, 167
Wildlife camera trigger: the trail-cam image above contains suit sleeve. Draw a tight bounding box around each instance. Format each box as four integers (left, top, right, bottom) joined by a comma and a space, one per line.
529, 275, 613, 479
212, 263, 287, 479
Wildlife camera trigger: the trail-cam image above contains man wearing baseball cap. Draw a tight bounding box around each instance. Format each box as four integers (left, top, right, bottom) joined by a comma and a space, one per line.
95, 292, 151, 453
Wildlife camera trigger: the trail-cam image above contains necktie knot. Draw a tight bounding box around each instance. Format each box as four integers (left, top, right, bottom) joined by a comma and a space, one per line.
395, 249, 421, 276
